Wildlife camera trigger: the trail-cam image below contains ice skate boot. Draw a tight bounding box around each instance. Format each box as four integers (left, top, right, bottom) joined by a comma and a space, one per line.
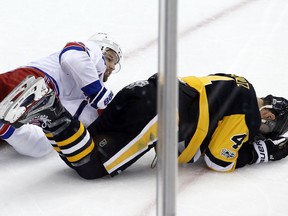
0, 76, 71, 130
0, 75, 46, 120
0, 75, 49, 126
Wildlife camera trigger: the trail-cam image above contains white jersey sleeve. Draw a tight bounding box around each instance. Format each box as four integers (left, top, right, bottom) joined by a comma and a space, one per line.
59, 42, 113, 109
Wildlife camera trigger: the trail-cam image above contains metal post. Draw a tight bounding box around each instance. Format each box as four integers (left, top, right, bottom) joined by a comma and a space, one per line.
157, 0, 178, 215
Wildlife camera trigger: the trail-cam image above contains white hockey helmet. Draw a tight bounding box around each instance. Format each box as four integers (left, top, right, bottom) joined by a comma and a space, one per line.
89, 33, 123, 73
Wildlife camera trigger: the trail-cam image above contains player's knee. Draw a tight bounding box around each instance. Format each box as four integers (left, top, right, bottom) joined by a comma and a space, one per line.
74, 152, 109, 180
76, 164, 108, 180
77, 169, 107, 180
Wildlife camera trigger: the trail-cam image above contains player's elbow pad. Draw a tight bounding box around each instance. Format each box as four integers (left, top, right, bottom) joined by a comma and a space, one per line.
89, 87, 114, 110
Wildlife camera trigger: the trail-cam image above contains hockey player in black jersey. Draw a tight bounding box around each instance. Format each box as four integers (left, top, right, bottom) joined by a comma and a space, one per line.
1, 73, 288, 179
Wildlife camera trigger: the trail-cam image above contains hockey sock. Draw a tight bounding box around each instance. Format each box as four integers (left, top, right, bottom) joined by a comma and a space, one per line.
45, 119, 95, 167
0, 123, 15, 140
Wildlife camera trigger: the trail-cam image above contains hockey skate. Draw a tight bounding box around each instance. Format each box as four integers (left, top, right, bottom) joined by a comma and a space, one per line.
0, 76, 68, 129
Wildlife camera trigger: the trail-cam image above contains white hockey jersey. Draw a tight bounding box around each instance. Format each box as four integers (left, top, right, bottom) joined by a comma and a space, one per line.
27, 40, 112, 126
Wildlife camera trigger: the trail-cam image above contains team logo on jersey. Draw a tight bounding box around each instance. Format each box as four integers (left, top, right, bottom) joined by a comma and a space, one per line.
221, 148, 236, 159
99, 138, 108, 147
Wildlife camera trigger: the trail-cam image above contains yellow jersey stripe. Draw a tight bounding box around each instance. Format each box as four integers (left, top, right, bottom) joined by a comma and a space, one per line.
178, 76, 209, 163
199, 75, 233, 85
104, 116, 158, 173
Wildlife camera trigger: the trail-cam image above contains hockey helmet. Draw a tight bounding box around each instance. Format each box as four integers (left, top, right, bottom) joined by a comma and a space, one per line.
89, 33, 123, 73
260, 95, 288, 138
272, 112, 288, 137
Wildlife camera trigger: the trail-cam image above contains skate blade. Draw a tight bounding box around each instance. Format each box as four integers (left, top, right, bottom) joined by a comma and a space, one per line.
0, 76, 49, 123
0, 75, 35, 119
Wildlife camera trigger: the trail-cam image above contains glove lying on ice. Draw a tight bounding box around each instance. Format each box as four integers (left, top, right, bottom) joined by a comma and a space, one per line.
251, 137, 288, 164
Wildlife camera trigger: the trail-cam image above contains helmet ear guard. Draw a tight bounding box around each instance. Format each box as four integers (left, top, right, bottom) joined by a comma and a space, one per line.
88, 33, 123, 73
273, 113, 288, 137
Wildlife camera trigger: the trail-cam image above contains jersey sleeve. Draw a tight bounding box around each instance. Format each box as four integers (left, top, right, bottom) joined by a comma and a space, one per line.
202, 74, 261, 172
59, 42, 113, 109
204, 114, 250, 172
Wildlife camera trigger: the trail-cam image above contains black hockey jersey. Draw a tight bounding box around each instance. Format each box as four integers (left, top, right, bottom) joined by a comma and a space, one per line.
88, 73, 261, 176
178, 74, 261, 171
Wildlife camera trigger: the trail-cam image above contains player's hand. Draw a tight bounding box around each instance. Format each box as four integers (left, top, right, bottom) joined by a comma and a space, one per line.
90, 88, 114, 110
252, 137, 288, 163
97, 109, 105, 116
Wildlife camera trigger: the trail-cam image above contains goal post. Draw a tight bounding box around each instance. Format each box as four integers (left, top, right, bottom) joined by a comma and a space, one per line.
157, 0, 178, 215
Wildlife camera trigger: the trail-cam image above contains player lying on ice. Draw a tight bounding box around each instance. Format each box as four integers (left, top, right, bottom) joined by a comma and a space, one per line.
0, 33, 123, 157
1, 73, 288, 179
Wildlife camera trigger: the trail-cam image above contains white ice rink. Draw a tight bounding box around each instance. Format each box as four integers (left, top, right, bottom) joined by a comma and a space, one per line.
1, 0, 288, 215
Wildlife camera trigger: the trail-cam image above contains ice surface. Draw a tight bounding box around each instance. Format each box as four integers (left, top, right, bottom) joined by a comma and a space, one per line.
1, 0, 288, 215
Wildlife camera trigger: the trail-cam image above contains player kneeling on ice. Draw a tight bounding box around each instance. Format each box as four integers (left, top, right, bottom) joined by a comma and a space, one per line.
0, 33, 123, 157
1, 73, 288, 179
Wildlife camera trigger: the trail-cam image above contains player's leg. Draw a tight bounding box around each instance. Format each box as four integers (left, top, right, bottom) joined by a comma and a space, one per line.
0, 68, 54, 157
46, 118, 108, 179
87, 77, 158, 176
50, 76, 158, 178
0, 123, 52, 157
2, 75, 158, 178
1, 76, 107, 179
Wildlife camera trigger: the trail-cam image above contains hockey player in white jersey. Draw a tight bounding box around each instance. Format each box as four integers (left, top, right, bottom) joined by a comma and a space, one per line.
0, 33, 123, 157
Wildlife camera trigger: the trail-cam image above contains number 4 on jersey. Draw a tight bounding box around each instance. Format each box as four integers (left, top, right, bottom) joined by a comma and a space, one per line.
231, 134, 246, 150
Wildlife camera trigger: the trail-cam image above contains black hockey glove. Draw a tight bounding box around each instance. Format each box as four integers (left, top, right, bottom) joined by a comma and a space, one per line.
251, 137, 288, 164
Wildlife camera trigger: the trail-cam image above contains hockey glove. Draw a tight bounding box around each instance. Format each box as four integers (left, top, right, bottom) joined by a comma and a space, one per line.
251, 137, 288, 164
89, 87, 114, 110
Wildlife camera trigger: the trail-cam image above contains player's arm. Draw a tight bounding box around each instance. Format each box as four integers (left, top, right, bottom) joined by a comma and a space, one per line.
235, 137, 288, 168
59, 42, 113, 110
203, 115, 250, 172
204, 148, 237, 172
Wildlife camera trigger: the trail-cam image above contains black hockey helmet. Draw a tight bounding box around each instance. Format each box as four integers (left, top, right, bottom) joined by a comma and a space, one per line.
272, 112, 288, 137
261, 95, 288, 138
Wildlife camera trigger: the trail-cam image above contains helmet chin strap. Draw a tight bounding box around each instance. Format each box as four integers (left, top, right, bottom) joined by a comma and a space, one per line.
259, 104, 273, 111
